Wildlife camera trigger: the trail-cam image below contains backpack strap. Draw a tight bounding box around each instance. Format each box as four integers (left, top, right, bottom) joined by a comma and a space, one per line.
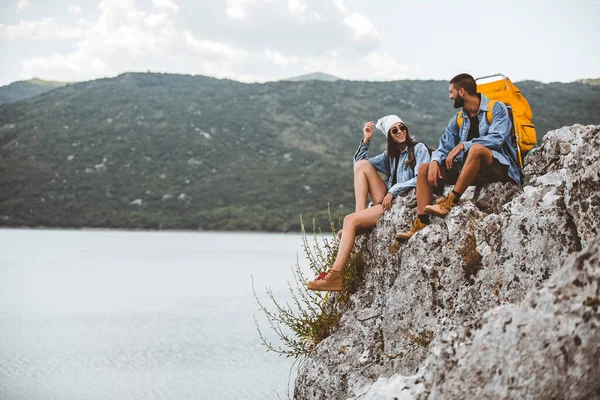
486, 100, 496, 125
456, 99, 496, 129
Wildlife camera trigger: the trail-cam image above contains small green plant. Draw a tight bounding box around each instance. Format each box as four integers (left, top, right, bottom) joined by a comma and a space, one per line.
408, 328, 435, 347
253, 208, 366, 359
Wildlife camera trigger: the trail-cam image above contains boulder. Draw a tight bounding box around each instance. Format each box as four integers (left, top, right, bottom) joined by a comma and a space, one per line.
294, 125, 600, 399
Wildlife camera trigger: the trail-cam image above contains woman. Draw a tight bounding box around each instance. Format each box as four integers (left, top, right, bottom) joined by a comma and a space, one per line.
307, 115, 431, 291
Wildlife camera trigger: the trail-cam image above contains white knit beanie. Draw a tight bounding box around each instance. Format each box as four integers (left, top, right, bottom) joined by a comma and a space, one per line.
375, 115, 404, 137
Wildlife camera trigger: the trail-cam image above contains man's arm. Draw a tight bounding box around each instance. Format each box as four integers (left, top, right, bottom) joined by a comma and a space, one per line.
463, 102, 511, 152
431, 114, 460, 165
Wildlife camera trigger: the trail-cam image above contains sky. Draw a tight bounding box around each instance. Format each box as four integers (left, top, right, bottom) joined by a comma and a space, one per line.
0, 0, 599, 86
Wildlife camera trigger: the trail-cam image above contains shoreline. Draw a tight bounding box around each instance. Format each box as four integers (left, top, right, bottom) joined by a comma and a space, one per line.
0, 225, 305, 235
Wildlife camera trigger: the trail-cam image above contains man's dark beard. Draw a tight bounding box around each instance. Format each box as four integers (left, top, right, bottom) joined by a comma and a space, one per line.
453, 94, 465, 109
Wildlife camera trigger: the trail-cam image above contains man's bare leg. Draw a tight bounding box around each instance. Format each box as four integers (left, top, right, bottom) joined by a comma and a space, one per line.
452, 144, 494, 194
416, 163, 434, 215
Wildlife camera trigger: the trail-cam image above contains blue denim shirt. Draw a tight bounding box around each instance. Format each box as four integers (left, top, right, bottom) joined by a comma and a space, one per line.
354, 141, 431, 196
431, 94, 520, 184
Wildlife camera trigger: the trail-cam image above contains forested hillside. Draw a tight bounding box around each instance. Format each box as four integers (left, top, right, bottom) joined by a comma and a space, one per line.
1, 72, 599, 231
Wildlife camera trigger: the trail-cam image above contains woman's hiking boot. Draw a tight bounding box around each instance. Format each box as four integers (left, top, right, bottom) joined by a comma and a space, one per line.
424, 192, 457, 217
307, 270, 343, 292
395, 218, 427, 242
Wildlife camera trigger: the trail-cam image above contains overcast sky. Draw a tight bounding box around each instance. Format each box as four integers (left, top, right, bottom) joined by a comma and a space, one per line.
0, 0, 598, 86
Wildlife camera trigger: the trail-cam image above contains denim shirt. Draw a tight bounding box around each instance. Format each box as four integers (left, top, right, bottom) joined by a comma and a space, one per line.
354, 141, 431, 196
431, 94, 520, 184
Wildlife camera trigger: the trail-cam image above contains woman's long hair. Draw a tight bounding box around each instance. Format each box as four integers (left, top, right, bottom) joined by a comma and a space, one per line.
386, 125, 420, 181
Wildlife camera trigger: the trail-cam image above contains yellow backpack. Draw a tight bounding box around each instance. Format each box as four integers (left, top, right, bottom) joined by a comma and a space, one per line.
456, 73, 536, 166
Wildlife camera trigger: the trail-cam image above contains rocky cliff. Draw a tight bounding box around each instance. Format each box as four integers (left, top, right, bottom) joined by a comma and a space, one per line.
293, 124, 600, 399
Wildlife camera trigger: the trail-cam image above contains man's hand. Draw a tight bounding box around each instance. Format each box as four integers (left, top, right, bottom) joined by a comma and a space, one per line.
445, 143, 465, 169
363, 121, 374, 143
428, 161, 443, 187
382, 192, 394, 212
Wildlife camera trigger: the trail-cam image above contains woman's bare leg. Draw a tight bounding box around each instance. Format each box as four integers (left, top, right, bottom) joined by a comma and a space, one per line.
331, 205, 384, 272
353, 160, 388, 212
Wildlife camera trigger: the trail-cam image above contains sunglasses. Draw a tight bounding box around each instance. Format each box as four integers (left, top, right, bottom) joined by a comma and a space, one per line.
389, 125, 407, 136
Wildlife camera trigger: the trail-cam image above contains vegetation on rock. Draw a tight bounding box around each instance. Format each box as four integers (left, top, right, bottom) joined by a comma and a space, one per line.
253, 211, 366, 358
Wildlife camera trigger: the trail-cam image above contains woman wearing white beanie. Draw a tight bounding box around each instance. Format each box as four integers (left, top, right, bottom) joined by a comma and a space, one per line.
307, 115, 431, 291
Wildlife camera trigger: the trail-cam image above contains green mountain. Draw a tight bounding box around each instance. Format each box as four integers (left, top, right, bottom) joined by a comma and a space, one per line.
285, 72, 341, 82
0, 78, 68, 105
1, 72, 599, 231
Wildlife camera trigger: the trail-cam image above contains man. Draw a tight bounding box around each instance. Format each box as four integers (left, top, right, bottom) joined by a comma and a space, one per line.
395, 73, 520, 241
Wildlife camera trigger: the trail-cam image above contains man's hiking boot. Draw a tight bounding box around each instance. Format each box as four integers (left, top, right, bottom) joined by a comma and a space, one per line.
424, 192, 457, 217
307, 270, 343, 292
395, 218, 427, 242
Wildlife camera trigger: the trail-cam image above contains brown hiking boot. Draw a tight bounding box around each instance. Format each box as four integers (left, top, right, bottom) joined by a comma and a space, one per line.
424, 192, 457, 217
395, 218, 427, 242
307, 270, 343, 292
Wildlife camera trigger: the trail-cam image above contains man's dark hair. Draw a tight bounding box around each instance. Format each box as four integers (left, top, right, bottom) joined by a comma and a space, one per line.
450, 73, 477, 95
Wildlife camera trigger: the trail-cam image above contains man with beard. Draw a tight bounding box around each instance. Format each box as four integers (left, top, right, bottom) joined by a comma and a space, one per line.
395, 73, 520, 241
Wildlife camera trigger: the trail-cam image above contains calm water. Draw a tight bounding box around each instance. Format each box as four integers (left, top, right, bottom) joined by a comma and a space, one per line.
0, 229, 309, 400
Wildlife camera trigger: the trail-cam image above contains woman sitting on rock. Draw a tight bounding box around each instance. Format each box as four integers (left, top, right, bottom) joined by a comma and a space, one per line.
307, 115, 431, 291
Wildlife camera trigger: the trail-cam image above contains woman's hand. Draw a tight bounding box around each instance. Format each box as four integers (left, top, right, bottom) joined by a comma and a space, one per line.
363, 121, 374, 143
382, 192, 394, 212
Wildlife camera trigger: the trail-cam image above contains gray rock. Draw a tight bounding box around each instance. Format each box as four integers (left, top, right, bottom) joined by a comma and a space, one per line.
425, 235, 600, 399
293, 125, 600, 400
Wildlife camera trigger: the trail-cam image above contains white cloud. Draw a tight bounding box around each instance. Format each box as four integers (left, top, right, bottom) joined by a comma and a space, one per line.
4, 0, 397, 84
145, 12, 169, 27
0, 18, 85, 39
22, 53, 108, 81
68, 5, 82, 14
265, 49, 298, 66
16, 0, 29, 13
14, 0, 181, 81
331, 0, 347, 13
226, 0, 256, 19
362, 51, 424, 80
288, 0, 306, 14
344, 13, 381, 41
152, 0, 179, 13
184, 31, 246, 59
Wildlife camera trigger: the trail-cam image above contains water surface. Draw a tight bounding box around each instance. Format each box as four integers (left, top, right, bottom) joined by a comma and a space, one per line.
0, 229, 308, 400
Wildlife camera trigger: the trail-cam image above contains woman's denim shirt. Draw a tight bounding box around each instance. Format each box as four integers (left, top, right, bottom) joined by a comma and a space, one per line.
353, 141, 431, 196
431, 94, 520, 184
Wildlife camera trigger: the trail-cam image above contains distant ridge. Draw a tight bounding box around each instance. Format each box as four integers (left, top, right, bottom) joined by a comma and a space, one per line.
0, 78, 68, 105
284, 72, 341, 82
577, 78, 600, 86
0, 72, 599, 232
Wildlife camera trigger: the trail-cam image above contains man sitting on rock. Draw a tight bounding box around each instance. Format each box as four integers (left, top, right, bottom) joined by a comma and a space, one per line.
395, 73, 521, 241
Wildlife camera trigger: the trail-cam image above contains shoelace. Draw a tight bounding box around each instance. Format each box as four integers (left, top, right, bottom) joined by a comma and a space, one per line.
436, 196, 449, 206
437, 195, 453, 207
315, 271, 329, 281
411, 220, 422, 233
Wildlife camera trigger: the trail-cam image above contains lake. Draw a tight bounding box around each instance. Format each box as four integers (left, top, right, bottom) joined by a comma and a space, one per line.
0, 229, 313, 400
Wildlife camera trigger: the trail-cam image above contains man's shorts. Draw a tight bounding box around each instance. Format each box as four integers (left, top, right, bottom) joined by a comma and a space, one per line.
441, 158, 510, 185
